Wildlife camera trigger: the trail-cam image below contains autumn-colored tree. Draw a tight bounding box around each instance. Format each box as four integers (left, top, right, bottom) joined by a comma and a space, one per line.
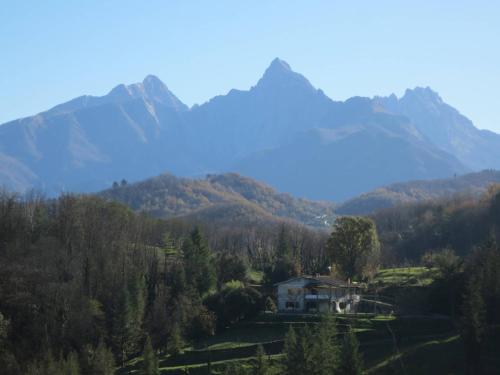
327, 216, 380, 280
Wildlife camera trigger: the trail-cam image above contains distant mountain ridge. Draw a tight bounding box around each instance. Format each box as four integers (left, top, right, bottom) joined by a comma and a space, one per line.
337, 169, 500, 215
374, 88, 500, 170
98, 172, 336, 228
1, 58, 498, 200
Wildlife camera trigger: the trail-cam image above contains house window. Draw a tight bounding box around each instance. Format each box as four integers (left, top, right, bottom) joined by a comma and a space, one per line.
285, 301, 299, 310
306, 301, 318, 311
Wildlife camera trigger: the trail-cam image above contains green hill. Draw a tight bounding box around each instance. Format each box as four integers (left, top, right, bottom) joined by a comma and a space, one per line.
98, 172, 335, 228
337, 169, 500, 215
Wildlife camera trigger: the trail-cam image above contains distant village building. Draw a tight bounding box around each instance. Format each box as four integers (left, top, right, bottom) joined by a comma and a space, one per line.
275, 276, 362, 313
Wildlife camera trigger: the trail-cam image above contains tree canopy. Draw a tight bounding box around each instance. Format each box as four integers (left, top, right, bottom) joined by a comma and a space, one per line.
327, 216, 380, 280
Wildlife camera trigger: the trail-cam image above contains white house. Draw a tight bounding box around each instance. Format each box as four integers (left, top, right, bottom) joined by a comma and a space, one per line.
275, 276, 362, 313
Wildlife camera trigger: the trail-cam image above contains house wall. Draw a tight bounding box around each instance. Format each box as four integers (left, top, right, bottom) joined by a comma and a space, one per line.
276, 278, 309, 312
276, 278, 361, 313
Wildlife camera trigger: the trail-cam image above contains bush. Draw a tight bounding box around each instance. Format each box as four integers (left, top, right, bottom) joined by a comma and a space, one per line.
204, 284, 263, 328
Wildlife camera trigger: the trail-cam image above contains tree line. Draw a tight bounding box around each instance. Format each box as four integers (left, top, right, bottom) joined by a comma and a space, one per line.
0, 190, 383, 374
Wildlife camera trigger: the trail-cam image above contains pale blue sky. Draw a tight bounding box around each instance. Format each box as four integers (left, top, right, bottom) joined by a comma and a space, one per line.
1, 1, 499, 131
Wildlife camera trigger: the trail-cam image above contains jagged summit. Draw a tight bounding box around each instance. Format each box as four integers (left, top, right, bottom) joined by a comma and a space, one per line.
105, 75, 187, 110
403, 86, 443, 104
140, 75, 186, 109
255, 57, 315, 92
44, 75, 187, 116
143, 74, 164, 86
267, 57, 292, 73
2, 58, 499, 200
142, 75, 169, 98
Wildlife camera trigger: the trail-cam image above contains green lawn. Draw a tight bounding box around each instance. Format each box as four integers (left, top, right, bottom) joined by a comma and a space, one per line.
122, 313, 460, 374
366, 334, 464, 374
373, 267, 436, 287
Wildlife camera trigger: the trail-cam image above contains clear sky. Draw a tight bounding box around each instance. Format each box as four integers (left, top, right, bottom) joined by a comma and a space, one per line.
1, 1, 499, 131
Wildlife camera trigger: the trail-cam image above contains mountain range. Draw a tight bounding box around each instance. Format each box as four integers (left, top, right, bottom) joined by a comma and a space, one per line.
1, 58, 499, 201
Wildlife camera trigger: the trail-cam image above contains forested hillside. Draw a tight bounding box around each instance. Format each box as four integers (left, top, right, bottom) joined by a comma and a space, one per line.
98, 172, 335, 228
372, 184, 500, 264
1, 184, 500, 374
338, 169, 500, 215
0, 191, 332, 374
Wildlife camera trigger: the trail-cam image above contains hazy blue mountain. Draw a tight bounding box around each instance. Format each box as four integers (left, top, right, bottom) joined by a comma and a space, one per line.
234, 114, 467, 201
374, 87, 500, 170
0, 152, 37, 192
182, 58, 333, 172
337, 169, 500, 215
1, 58, 495, 201
0, 76, 190, 193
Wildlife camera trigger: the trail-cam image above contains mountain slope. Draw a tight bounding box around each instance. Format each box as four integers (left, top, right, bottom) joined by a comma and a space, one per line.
1, 58, 495, 201
181, 58, 334, 172
375, 87, 500, 170
0, 76, 189, 193
98, 172, 336, 228
234, 107, 467, 201
337, 169, 500, 215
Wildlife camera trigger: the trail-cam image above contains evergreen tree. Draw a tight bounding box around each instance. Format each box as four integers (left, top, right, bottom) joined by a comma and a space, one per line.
311, 314, 339, 375
282, 324, 314, 375
110, 286, 133, 365
129, 275, 147, 350
182, 227, 216, 295
167, 323, 184, 356
142, 335, 159, 375
91, 340, 116, 375
44, 351, 62, 375
461, 275, 485, 375
252, 344, 268, 375
147, 287, 170, 352
277, 225, 291, 260
62, 351, 81, 375
282, 325, 297, 375
339, 326, 363, 375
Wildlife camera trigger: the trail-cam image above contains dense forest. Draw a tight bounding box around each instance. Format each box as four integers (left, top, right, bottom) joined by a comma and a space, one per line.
99, 173, 336, 228
373, 184, 500, 263
1, 184, 499, 374
337, 169, 500, 215
0, 190, 331, 374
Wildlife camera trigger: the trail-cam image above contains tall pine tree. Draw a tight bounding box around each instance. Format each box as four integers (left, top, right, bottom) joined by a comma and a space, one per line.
252, 344, 268, 375
92, 339, 116, 375
182, 227, 215, 296
311, 314, 340, 375
282, 324, 315, 375
339, 326, 363, 375
110, 286, 133, 366
461, 275, 485, 375
142, 335, 159, 375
